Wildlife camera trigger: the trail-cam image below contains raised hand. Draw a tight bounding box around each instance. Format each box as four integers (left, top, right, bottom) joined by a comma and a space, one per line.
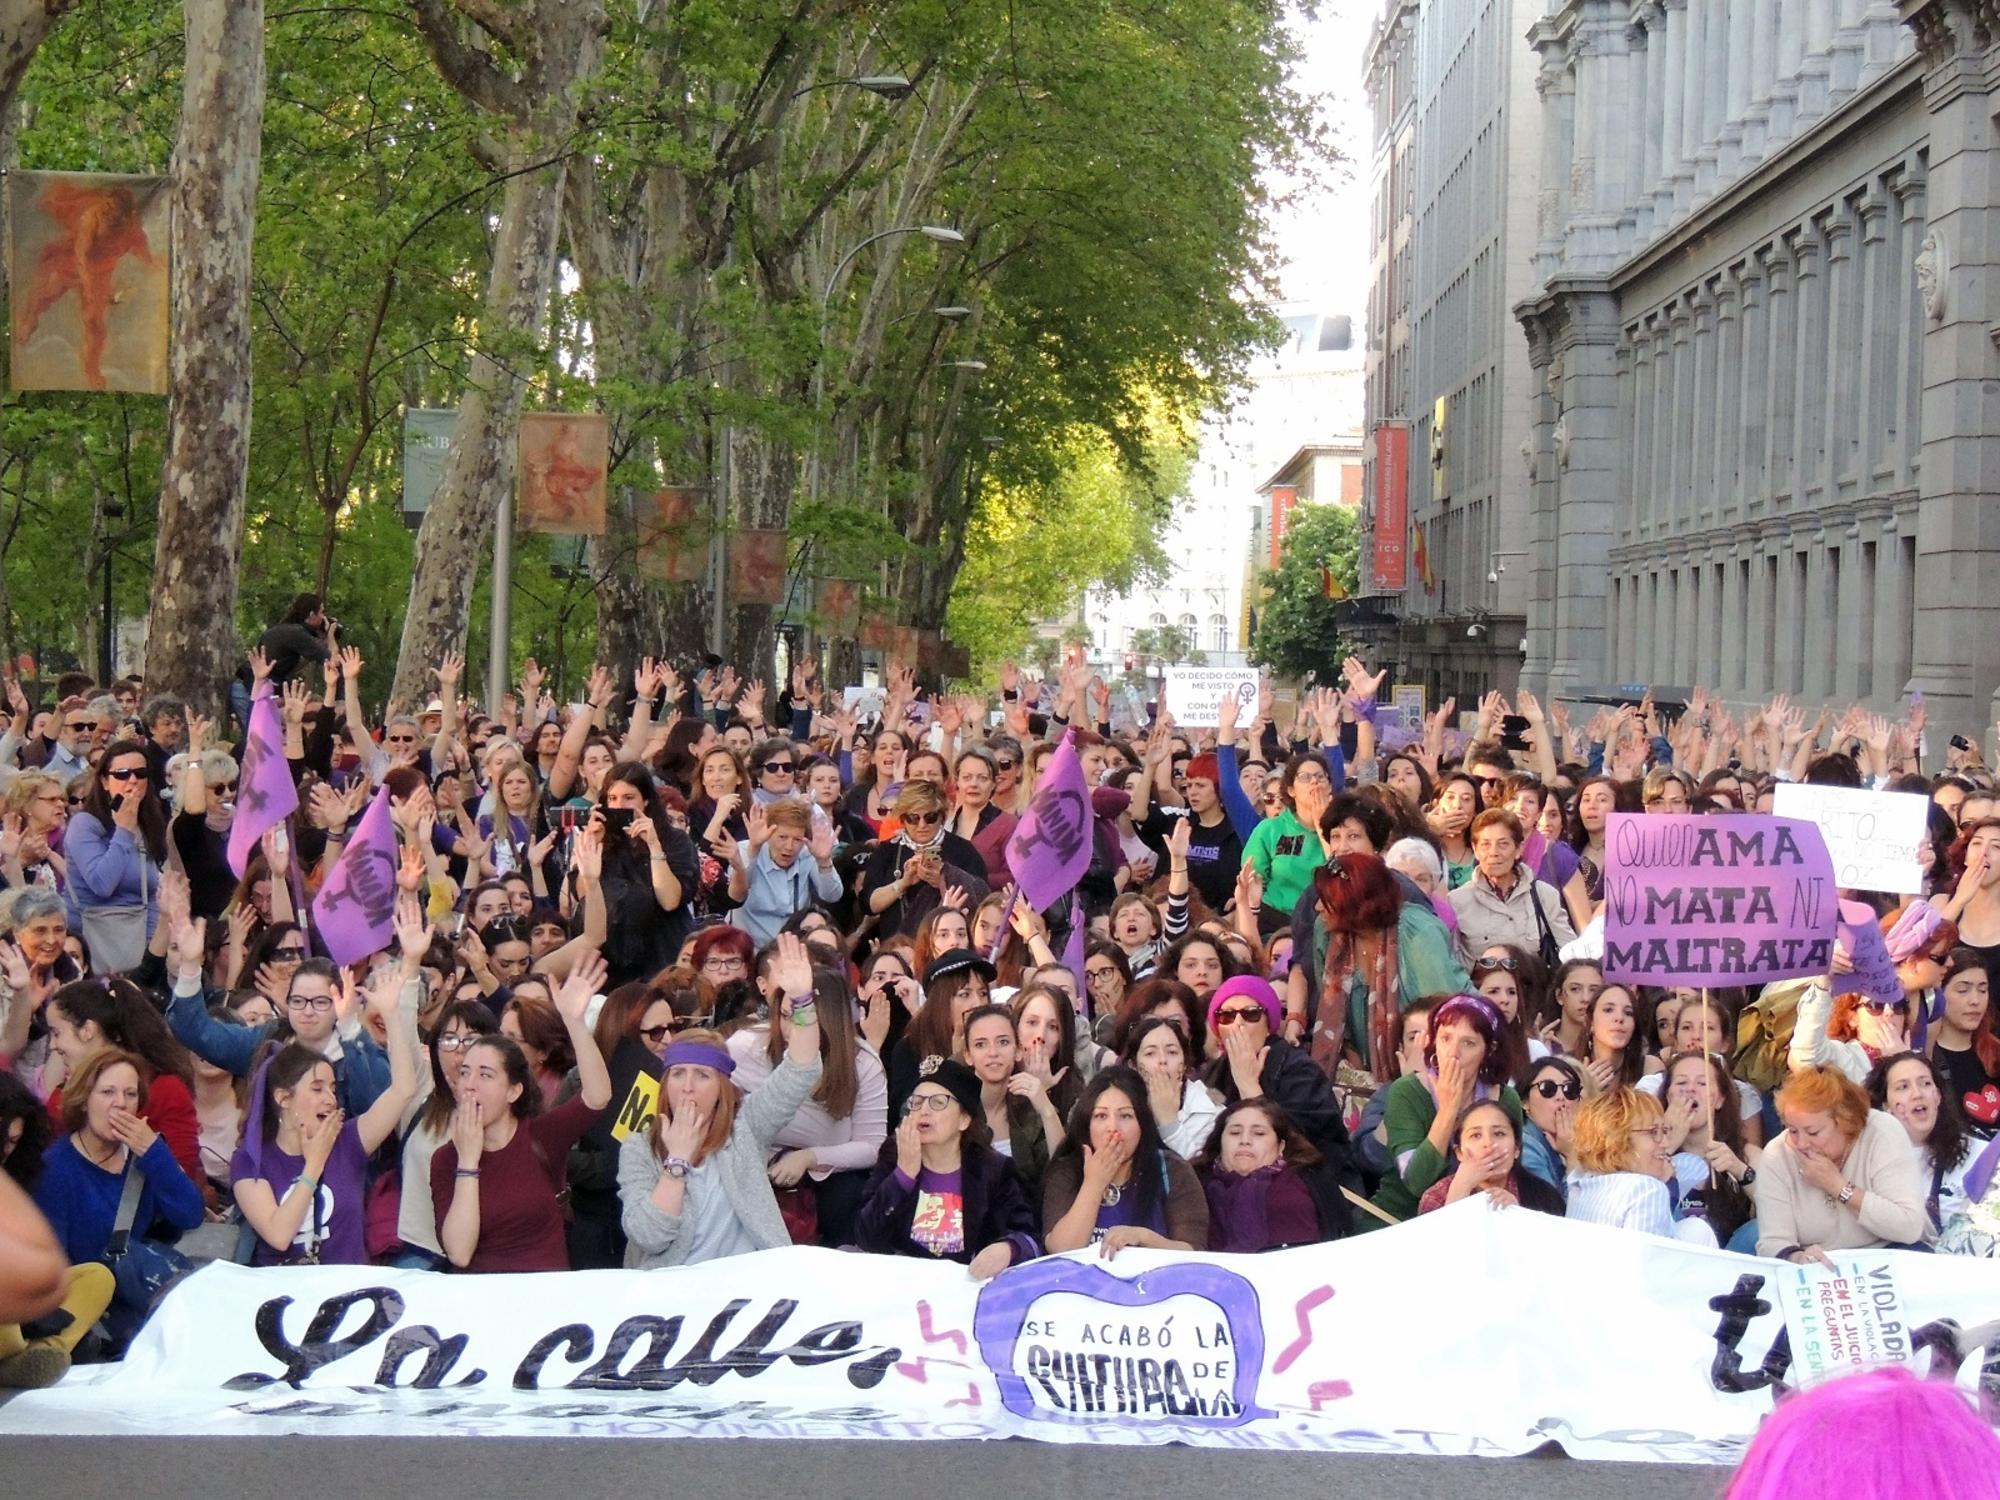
394, 893, 433, 963
281, 677, 313, 728
745, 800, 771, 853
572, 822, 604, 883
738, 678, 766, 721
808, 815, 836, 866
248, 646, 272, 686
1341, 656, 1386, 703
770, 931, 815, 1000
555, 951, 609, 1024
395, 840, 426, 894
434, 649, 464, 690
339, 645, 364, 681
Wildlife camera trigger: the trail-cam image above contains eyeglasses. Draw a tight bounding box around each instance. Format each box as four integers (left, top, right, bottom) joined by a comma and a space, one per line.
1472, 956, 1519, 973
761, 760, 795, 774
701, 955, 747, 974
1085, 966, 1119, 983
104, 767, 149, 782
270, 946, 308, 961
1860, 998, 1909, 1015
1531, 1077, 1582, 1101
436, 1034, 480, 1051
1215, 1005, 1266, 1027
1629, 1124, 1673, 1143
286, 993, 335, 1012
903, 811, 941, 827
214, 781, 239, 795
638, 1024, 673, 1045
904, 1092, 957, 1114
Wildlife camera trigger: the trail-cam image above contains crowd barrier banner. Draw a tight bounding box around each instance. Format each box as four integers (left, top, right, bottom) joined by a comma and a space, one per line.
6, 1204, 2000, 1462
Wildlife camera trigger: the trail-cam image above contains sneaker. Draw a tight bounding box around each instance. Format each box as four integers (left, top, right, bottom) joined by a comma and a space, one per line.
0, 1342, 70, 1389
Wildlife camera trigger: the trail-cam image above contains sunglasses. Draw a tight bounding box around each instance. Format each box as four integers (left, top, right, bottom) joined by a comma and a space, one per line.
214, 781, 239, 795
104, 767, 149, 782
995, 758, 1019, 771
386, 734, 417, 745
638, 1024, 673, 1045
761, 761, 795, 774
1215, 1005, 1266, 1026
1531, 1077, 1582, 1101
1860, 998, 1909, 1015
1471, 775, 1503, 789
270, 946, 308, 962
903, 811, 941, 827
1472, 956, 1519, 972
64, 721, 97, 733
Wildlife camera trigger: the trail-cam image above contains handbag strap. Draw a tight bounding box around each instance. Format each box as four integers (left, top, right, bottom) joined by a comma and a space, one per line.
106, 1155, 145, 1256
1525, 868, 1558, 951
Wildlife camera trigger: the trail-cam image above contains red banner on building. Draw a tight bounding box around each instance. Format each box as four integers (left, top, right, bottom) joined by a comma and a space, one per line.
1268, 487, 1298, 566
1371, 422, 1410, 593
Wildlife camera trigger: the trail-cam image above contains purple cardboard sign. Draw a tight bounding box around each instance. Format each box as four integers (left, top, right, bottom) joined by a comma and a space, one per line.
973, 1257, 1267, 1427
1602, 813, 1837, 987
1837, 899, 1903, 1007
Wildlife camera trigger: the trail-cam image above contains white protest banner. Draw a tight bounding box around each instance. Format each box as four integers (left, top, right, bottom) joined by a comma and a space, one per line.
9, 1208, 2000, 1463
1161, 667, 1257, 728
842, 685, 886, 722
1771, 782, 1929, 895
1774, 1261, 1917, 1386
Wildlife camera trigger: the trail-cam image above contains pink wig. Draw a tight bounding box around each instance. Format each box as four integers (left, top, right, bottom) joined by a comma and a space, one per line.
1726, 1368, 2000, 1500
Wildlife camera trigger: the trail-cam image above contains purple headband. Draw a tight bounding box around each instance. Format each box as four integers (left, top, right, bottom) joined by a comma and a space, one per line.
660, 1040, 735, 1076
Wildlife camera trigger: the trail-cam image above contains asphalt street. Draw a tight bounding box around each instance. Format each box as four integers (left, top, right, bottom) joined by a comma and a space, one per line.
0, 1433, 1724, 1499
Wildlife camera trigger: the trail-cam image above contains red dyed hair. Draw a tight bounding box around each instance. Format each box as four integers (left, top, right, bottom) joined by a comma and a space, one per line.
687, 924, 753, 971
1312, 852, 1401, 933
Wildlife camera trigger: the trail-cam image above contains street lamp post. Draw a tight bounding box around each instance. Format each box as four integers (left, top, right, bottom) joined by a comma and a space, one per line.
809, 223, 965, 510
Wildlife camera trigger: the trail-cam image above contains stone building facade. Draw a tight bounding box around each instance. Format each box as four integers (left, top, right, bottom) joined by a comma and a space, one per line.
1516, 0, 2000, 744
1359, 0, 1547, 706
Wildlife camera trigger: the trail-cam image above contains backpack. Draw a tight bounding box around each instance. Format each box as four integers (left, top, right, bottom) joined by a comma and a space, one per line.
1735, 979, 1806, 1093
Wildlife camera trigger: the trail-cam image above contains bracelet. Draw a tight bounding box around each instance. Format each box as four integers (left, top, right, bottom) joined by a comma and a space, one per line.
455, 1168, 481, 1179
298, 1174, 321, 1195
1837, 1181, 1856, 1205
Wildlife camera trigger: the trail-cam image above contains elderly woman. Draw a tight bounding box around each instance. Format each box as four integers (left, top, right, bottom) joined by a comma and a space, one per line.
1372, 993, 1522, 1222
1447, 809, 1577, 966
858, 779, 990, 938
853, 1056, 1039, 1277
1756, 1065, 1928, 1263
719, 797, 841, 946
617, 935, 823, 1267
3, 769, 69, 893
1565, 1087, 1716, 1245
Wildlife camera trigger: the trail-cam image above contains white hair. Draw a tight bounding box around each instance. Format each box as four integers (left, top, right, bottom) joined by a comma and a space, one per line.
1383, 837, 1445, 885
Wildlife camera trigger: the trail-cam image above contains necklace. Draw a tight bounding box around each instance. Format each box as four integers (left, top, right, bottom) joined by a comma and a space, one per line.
80, 1134, 123, 1170
1100, 1182, 1123, 1207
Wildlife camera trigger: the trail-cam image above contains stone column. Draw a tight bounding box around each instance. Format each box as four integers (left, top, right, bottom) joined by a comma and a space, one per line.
1833, 531, 1868, 699
1796, 0, 1836, 129
1650, 318, 1675, 533
1767, 0, 1807, 147
1854, 188, 1892, 481
1789, 225, 1826, 505
1631, 331, 1656, 539
1773, 534, 1803, 694
1890, 163, 1926, 492
1668, 301, 1695, 527
1822, 205, 1860, 489
1830, 0, 1869, 99
1717, 0, 1755, 182
1627, 9, 1656, 244
1741, 0, 1777, 167
1901, 0, 2000, 743
1676, 0, 1707, 212
1872, 517, 1911, 701
1530, 18, 1574, 279
1689, 285, 1717, 519
1656, 0, 1688, 221
1713, 271, 1743, 517
1738, 262, 1768, 506
1763, 245, 1796, 503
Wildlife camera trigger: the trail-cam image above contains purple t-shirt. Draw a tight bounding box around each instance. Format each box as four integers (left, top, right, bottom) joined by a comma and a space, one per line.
902, 1166, 966, 1256
230, 1118, 369, 1266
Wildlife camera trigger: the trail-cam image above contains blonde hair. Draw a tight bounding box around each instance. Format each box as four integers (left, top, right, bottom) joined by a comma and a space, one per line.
893, 778, 946, 819
763, 797, 811, 834
1572, 1087, 1663, 1173
645, 1027, 739, 1165
3, 772, 61, 817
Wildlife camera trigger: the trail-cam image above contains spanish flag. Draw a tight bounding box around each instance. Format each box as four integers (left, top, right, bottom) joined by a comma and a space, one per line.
1412, 521, 1434, 591
1320, 562, 1347, 601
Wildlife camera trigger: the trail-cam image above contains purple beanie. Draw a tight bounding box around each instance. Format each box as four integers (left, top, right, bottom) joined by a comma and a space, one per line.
1207, 974, 1282, 1033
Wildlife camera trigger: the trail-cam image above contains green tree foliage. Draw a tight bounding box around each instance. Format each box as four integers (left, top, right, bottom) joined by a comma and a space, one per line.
0, 0, 1330, 698
945, 422, 1182, 672
1250, 502, 1357, 681
1129, 625, 1204, 668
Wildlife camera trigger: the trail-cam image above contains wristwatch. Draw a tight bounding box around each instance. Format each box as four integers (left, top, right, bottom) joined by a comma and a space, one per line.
1837, 1181, 1857, 1205
663, 1157, 692, 1181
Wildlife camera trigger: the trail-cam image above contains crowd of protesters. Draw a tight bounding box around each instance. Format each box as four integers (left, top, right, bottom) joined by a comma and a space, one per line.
0, 594, 1994, 1397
